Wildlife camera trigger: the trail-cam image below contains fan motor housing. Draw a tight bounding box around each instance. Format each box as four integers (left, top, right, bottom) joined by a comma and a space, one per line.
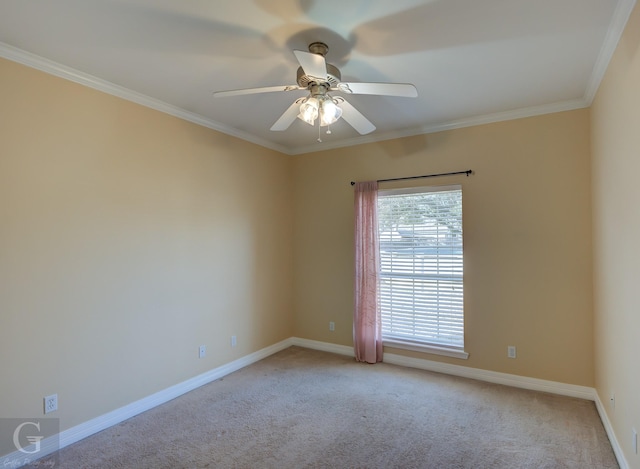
296, 63, 341, 89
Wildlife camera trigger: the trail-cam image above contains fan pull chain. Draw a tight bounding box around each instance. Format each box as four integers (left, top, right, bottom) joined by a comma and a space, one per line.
317, 123, 322, 143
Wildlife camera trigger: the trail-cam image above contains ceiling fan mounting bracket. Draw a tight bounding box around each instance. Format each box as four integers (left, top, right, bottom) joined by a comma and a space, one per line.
308, 42, 329, 57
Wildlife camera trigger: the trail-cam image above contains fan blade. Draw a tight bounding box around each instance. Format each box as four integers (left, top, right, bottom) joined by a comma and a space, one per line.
336, 82, 418, 98
270, 98, 305, 131
214, 85, 302, 98
337, 98, 376, 135
293, 50, 327, 80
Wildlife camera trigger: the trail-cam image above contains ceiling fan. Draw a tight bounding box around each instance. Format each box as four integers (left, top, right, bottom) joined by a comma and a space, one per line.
213, 42, 418, 141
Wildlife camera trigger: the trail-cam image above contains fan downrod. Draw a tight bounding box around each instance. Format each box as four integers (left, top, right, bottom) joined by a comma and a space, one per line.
308, 42, 329, 56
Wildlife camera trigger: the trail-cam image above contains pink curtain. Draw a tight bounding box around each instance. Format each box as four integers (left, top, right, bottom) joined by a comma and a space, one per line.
353, 181, 383, 363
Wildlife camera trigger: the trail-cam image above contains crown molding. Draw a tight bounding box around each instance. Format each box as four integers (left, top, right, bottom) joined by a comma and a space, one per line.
0, 42, 290, 155
1, 0, 634, 158
583, 0, 637, 105
289, 98, 589, 155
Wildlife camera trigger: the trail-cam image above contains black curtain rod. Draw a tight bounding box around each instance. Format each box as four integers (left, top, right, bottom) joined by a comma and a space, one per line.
350, 170, 473, 186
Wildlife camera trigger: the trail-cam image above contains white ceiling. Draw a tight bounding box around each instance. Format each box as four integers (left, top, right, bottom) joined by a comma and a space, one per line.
0, 0, 635, 154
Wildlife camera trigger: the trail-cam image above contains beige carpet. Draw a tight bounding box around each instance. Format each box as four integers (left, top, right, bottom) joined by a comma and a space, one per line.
29, 346, 617, 468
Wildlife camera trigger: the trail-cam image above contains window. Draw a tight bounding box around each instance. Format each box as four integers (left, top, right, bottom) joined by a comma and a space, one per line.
378, 185, 466, 357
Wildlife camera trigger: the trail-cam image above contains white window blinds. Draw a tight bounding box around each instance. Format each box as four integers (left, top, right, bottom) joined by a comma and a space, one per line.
378, 186, 464, 348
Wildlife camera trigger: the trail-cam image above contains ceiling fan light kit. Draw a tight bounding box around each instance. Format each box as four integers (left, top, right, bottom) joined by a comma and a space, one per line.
213, 42, 418, 142
297, 83, 343, 128
319, 98, 342, 126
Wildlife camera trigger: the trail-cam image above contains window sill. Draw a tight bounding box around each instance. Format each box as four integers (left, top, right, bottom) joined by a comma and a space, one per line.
383, 339, 469, 360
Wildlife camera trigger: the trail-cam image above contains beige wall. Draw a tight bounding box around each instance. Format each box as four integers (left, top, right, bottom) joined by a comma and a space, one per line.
591, 2, 640, 467
1, 19, 623, 451
0, 58, 294, 430
293, 109, 594, 386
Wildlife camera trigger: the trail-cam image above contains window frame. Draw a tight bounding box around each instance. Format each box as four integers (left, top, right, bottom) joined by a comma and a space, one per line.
378, 184, 468, 360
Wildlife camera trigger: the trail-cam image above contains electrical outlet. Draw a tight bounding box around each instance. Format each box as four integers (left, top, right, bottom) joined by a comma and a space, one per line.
329, 321, 335, 331
507, 346, 516, 359
610, 393, 615, 409
231, 335, 237, 347
199, 345, 206, 358
44, 394, 58, 414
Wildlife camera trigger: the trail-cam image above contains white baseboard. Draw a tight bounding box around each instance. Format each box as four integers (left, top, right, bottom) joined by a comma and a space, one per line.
289, 337, 354, 357
383, 352, 596, 400
297, 340, 627, 468
594, 392, 629, 469
2, 336, 627, 469
290, 337, 596, 399
1, 338, 293, 468
57, 338, 293, 449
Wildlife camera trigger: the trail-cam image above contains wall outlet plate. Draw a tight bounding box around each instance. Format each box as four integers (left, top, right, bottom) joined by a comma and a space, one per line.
231, 336, 237, 347
44, 394, 58, 414
199, 345, 206, 358
507, 346, 516, 359
329, 321, 335, 331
